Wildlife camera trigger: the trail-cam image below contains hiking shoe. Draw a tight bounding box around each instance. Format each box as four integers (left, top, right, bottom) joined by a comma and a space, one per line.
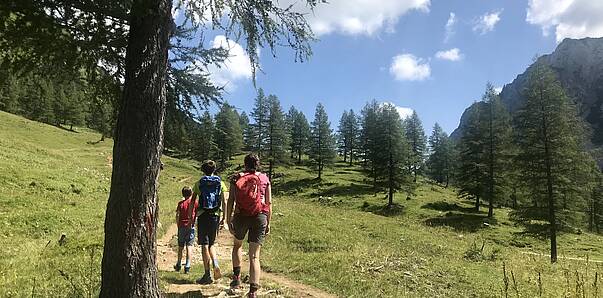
173, 264, 181, 272
184, 267, 190, 274
229, 275, 241, 289
213, 266, 222, 279
196, 274, 213, 285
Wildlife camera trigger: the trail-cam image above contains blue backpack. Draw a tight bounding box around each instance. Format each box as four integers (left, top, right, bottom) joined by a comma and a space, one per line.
198, 176, 222, 210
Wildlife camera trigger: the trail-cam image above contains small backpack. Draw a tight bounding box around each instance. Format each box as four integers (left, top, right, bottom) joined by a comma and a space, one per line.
198, 176, 222, 210
234, 172, 266, 216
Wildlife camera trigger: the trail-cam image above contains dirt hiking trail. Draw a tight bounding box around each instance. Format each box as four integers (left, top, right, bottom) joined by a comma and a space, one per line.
157, 223, 337, 298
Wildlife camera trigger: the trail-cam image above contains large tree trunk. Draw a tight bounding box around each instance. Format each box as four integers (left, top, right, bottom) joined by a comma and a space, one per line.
100, 0, 172, 297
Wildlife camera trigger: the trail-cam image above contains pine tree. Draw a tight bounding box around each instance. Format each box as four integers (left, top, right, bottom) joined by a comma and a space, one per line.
374, 103, 411, 207
265, 94, 289, 180
309, 103, 336, 179
289, 107, 311, 163
214, 103, 243, 163
405, 111, 427, 182
427, 123, 454, 187
457, 102, 487, 211
515, 63, 593, 263
481, 83, 513, 218
250, 89, 269, 156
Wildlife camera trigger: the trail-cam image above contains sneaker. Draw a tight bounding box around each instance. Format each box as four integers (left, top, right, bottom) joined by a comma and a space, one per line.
184, 267, 190, 274
196, 274, 213, 285
213, 267, 222, 280
229, 275, 241, 289
173, 264, 181, 272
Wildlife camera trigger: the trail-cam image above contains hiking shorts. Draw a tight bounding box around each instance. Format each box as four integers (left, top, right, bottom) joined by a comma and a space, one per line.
197, 212, 220, 246
177, 227, 195, 247
232, 213, 268, 244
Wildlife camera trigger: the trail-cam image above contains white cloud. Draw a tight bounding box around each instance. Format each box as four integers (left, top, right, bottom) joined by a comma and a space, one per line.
381, 102, 414, 119
527, 0, 603, 42
444, 12, 456, 42
281, 0, 430, 36
171, 7, 180, 19
206, 35, 253, 91
435, 48, 463, 61
389, 54, 431, 81
473, 10, 502, 34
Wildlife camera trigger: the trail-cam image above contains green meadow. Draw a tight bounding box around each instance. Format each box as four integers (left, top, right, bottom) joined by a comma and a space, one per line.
1, 110, 602, 297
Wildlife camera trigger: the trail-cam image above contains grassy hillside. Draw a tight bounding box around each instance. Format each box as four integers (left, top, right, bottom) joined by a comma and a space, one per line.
0, 111, 198, 297
1, 110, 603, 297
260, 164, 603, 297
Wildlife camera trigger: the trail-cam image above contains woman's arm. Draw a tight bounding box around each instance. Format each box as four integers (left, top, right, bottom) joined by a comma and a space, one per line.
265, 184, 272, 235
226, 181, 236, 234
187, 193, 197, 228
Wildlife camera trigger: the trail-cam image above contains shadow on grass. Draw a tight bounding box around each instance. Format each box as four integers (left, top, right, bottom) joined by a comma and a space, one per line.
361, 202, 405, 217
161, 275, 194, 285
275, 177, 321, 193
424, 212, 497, 232
508, 207, 561, 239
319, 183, 375, 197
421, 201, 483, 214
164, 290, 206, 298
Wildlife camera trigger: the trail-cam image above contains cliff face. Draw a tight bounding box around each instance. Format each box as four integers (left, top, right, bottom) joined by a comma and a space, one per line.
451, 37, 603, 160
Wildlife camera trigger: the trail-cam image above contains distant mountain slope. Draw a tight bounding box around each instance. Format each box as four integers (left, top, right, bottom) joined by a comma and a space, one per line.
451, 37, 603, 161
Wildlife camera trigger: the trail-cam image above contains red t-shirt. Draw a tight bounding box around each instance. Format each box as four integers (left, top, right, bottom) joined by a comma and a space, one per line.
177, 196, 199, 227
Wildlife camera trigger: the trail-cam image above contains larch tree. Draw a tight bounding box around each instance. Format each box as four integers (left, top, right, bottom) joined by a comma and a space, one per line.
360, 100, 381, 188
239, 111, 252, 151
309, 103, 336, 179
481, 83, 513, 218
337, 109, 360, 164
457, 102, 487, 211
193, 111, 216, 162
374, 103, 411, 207
251, 88, 269, 157
515, 63, 594, 263
286, 106, 297, 159
265, 94, 289, 180
289, 107, 311, 163
590, 173, 603, 233
427, 123, 454, 187
214, 103, 243, 163
405, 111, 427, 182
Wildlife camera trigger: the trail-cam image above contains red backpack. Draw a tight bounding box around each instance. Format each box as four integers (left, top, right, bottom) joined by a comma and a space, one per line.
234, 172, 266, 216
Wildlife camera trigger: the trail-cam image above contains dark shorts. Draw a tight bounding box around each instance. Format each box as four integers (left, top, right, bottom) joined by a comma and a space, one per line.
232, 213, 268, 244
197, 211, 220, 246
177, 227, 195, 247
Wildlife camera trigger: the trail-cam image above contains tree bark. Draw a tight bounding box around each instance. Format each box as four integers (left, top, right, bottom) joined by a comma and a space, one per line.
475, 195, 480, 212
100, 0, 172, 296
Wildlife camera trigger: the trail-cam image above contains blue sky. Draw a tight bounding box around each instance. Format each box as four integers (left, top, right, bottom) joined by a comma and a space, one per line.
186, 0, 603, 135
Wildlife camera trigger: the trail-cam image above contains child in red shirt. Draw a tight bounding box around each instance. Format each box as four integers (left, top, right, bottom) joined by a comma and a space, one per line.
174, 186, 198, 273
